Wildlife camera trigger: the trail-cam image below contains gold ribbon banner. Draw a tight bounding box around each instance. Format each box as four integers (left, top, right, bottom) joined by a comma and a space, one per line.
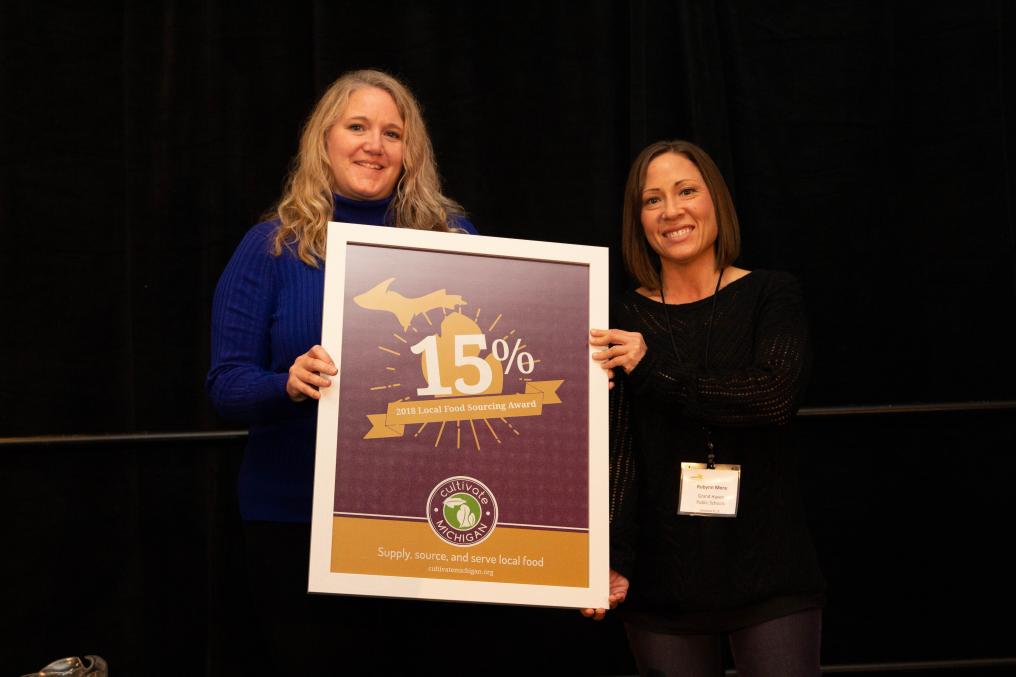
364, 380, 563, 439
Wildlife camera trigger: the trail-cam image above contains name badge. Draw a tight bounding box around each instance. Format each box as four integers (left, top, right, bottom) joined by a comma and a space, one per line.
677, 462, 741, 517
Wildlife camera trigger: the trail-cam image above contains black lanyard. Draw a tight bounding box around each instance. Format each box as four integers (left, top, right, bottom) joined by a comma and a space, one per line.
660, 268, 723, 468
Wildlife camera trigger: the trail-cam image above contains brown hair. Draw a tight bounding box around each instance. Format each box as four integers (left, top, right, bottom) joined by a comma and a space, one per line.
621, 140, 741, 290
270, 69, 464, 266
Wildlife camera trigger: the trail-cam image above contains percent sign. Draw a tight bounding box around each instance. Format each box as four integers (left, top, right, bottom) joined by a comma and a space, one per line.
492, 338, 534, 374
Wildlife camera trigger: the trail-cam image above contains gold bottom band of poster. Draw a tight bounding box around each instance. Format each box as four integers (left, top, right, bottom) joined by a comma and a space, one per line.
331, 516, 588, 587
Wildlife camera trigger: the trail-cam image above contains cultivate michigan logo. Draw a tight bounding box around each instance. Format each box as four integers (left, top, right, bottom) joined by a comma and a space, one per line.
426, 476, 498, 547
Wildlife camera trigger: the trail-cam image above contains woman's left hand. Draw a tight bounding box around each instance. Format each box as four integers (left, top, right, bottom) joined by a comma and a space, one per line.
580, 569, 630, 620
590, 329, 647, 389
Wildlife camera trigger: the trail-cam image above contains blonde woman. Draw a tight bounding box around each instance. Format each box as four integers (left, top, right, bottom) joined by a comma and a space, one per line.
206, 69, 474, 671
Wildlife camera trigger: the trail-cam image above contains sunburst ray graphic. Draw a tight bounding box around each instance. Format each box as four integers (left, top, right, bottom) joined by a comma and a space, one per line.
363, 292, 538, 451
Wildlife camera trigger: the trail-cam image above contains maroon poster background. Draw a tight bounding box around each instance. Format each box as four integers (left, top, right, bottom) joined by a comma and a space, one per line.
333, 243, 590, 530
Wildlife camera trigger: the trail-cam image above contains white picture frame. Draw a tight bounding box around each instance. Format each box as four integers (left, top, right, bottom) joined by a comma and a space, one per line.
309, 223, 609, 609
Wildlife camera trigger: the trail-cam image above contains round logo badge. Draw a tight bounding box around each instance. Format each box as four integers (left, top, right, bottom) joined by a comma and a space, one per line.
426, 476, 498, 547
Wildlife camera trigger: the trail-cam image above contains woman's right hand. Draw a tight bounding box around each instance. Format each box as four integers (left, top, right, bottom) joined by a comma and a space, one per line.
590, 329, 648, 388
286, 345, 338, 402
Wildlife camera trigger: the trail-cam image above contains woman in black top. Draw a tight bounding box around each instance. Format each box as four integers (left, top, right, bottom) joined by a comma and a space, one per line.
588, 140, 825, 676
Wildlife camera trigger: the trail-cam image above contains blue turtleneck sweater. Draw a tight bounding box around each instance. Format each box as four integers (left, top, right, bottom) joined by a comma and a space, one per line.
207, 194, 476, 522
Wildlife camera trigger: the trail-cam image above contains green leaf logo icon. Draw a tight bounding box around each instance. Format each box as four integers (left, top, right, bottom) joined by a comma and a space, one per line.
443, 493, 480, 530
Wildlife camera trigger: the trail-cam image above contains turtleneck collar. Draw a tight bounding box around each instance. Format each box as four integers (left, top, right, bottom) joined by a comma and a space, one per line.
331, 192, 394, 227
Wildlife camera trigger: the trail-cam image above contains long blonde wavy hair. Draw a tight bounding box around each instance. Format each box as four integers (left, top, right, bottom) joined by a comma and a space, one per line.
270, 69, 465, 266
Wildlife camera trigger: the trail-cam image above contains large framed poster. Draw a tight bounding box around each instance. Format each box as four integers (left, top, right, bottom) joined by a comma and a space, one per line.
309, 223, 608, 609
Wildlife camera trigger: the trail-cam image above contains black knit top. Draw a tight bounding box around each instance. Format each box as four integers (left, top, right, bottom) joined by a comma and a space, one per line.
609, 270, 825, 633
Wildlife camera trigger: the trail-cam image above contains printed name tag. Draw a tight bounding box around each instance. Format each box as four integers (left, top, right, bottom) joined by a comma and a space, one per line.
677, 463, 741, 517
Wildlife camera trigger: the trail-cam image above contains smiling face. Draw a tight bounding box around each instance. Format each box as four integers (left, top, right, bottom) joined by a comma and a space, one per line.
326, 86, 405, 200
640, 152, 718, 271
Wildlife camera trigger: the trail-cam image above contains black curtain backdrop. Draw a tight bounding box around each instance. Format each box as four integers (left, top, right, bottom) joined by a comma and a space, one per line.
2, 1, 1014, 437
3, 2, 1016, 675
